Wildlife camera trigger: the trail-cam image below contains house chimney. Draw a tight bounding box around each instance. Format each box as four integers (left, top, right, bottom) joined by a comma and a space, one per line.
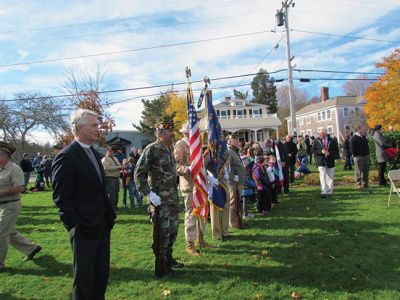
320, 87, 329, 102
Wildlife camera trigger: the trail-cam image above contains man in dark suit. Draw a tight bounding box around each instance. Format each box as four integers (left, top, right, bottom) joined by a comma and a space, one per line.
52, 109, 116, 300
284, 135, 298, 184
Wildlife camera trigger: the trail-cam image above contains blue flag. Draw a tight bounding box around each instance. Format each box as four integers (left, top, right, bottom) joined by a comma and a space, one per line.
205, 90, 229, 209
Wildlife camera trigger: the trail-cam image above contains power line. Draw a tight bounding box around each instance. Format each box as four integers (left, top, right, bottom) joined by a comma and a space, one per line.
291, 28, 400, 44
0, 30, 271, 69
2, 76, 382, 112
2, 26, 398, 69
109, 77, 382, 106
0, 0, 263, 36
293, 69, 384, 75
16, 10, 271, 46
1, 69, 288, 102
1, 68, 385, 102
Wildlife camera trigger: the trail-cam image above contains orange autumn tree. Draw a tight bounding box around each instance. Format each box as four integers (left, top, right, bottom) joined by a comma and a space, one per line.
365, 48, 400, 130
165, 91, 187, 134
57, 90, 115, 147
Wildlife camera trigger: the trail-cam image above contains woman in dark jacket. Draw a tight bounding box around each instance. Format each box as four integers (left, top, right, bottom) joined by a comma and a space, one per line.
373, 125, 392, 186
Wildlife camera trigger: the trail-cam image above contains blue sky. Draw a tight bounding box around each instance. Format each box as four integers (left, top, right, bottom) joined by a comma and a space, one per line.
0, 0, 399, 142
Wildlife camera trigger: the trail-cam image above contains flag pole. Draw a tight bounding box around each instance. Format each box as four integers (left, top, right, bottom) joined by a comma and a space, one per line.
196, 217, 203, 253
203, 77, 223, 241
186, 66, 207, 252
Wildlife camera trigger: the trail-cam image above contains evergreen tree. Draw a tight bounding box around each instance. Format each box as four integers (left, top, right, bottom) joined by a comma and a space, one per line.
133, 92, 175, 138
250, 68, 278, 113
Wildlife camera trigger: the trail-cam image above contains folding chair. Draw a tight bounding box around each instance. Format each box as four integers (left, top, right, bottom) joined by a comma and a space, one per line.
388, 169, 400, 207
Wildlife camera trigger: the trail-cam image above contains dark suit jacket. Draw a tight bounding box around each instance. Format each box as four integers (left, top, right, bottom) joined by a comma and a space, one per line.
52, 141, 116, 237
284, 141, 298, 164
265, 141, 288, 163
312, 137, 339, 168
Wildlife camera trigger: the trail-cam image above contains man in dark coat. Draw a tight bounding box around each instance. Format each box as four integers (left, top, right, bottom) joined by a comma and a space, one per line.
284, 135, 298, 184
350, 125, 370, 188
52, 109, 116, 300
19, 153, 34, 192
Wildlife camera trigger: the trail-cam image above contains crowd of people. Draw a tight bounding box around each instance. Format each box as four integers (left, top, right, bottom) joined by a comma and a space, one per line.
0, 107, 398, 299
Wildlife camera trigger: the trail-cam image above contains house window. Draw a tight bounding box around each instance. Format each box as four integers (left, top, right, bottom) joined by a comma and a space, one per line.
256, 130, 264, 142
343, 108, 349, 117
322, 111, 326, 120
236, 109, 244, 119
306, 116, 311, 124
327, 109, 331, 120
300, 130, 305, 137
327, 126, 333, 134
355, 107, 360, 113
220, 110, 228, 119
238, 131, 246, 141
307, 129, 312, 136
299, 117, 304, 125
317, 112, 321, 121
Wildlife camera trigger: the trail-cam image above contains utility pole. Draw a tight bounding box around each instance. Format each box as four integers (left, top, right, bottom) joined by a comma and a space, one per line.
276, 0, 296, 139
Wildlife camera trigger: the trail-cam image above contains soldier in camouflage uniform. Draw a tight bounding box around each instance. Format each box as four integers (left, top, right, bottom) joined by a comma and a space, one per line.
134, 119, 183, 272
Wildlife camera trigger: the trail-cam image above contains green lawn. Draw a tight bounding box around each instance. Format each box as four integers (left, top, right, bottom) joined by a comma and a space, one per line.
1, 164, 400, 299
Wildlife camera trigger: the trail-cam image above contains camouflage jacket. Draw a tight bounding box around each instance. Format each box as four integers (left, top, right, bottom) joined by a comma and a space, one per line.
134, 140, 179, 204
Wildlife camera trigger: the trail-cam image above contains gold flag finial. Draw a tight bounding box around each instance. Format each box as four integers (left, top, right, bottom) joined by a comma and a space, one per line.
185, 66, 191, 79
203, 76, 211, 89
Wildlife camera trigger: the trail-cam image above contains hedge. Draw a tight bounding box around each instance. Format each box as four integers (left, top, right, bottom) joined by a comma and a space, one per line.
368, 130, 400, 172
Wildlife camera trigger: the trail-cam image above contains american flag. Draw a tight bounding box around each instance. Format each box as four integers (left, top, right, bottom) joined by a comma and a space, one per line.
187, 85, 209, 221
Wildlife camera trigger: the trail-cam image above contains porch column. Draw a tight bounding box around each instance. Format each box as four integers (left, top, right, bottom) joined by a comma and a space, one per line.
265, 129, 270, 140
253, 130, 257, 143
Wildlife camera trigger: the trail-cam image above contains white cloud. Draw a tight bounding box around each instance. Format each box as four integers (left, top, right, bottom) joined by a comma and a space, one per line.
17, 49, 29, 60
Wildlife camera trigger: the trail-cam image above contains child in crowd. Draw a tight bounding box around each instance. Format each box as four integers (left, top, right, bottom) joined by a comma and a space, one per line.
296, 156, 312, 177
266, 155, 278, 208
252, 155, 274, 216
241, 155, 256, 219
121, 157, 142, 208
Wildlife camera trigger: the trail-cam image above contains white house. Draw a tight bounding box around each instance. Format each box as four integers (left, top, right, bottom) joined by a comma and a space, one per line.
200, 96, 282, 142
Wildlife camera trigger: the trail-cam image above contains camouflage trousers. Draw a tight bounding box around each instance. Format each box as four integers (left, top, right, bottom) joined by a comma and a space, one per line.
150, 203, 179, 258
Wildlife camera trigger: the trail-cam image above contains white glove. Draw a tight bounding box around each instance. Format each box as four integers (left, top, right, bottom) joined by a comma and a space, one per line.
233, 175, 239, 183
149, 191, 161, 207
223, 172, 229, 181
207, 173, 219, 187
